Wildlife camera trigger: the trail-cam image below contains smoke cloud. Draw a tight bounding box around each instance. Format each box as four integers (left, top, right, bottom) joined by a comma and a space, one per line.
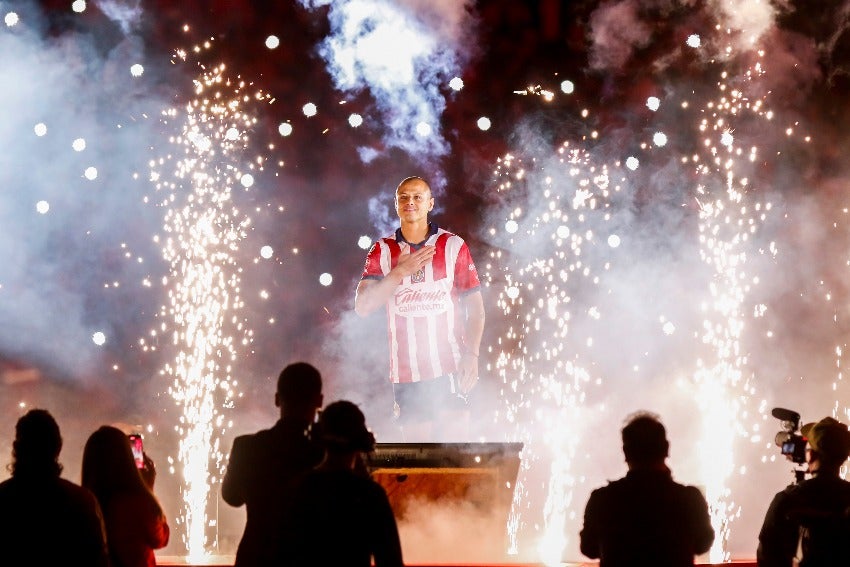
99, 0, 144, 34
0, 2, 163, 382
299, 0, 477, 177
588, 0, 653, 71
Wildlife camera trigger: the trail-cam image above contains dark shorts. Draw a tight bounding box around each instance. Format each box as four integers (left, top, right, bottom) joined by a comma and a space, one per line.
392, 374, 468, 423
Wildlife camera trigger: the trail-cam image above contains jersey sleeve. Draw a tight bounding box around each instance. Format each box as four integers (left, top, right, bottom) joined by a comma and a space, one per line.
453, 240, 481, 293
361, 241, 385, 280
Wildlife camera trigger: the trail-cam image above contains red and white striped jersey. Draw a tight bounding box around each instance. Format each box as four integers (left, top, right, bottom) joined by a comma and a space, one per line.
361, 224, 481, 384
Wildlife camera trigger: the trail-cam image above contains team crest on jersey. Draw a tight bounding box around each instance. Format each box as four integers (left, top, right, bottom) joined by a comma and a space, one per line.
411, 268, 425, 283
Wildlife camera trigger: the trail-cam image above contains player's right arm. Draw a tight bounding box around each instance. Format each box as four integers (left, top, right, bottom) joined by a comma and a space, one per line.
355, 278, 399, 316
355, 245, 435, 316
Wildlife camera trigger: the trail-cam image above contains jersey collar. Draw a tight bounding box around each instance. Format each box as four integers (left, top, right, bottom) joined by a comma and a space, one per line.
396, 223, 438, 248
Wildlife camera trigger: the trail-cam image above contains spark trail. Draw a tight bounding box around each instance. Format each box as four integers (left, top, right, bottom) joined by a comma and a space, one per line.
147, 53, 266, 558
483, 45, 781, 562
485, 144, 623, 562
691, 58, 773, 561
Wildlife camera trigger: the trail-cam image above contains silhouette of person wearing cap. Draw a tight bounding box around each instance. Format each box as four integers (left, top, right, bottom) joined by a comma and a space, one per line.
0, 409, 110, 566
579, 412, 714, 566
222, 362, 324, 567
758, 416, 850, 566
281, 400, 403, 567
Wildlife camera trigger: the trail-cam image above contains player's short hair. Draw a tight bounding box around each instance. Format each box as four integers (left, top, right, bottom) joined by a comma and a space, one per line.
397, 176, 430, 192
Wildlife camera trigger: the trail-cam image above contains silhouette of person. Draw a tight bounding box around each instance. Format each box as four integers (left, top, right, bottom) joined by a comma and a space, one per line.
82, 425, 170, 567
222, 362, 324, 567
355, 175, 486, 441
283, 400, 403, 567
0, 409, 109, 566
579, 411, 714, 566
758, 416, 850, 566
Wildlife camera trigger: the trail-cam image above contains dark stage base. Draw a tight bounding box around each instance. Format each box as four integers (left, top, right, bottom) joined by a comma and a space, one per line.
160, 444, 756, 567
157, 559, 758, 567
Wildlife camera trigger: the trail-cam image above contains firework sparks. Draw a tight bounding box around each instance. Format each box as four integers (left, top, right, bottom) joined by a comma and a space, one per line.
485, 144, 620, 562
483, 39, 788, 561
689, 54, 776, 561
147, 52, 266, 559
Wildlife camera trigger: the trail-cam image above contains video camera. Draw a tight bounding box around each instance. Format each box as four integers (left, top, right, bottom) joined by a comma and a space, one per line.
772, 407, 808, 483
772, 407, 807, 464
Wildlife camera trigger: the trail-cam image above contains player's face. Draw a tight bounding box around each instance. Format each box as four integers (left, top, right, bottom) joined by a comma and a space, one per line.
395, 181, 434, 223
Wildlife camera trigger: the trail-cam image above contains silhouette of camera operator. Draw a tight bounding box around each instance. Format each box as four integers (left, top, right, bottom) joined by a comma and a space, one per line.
758, 416, 850, 567
282, 400, 403, 567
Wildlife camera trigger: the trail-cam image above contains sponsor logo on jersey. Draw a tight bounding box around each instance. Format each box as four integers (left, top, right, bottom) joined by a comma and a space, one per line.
394, 287, 448, 314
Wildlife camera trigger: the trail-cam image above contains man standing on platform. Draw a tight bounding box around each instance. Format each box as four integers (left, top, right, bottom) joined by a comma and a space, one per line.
222, 362, 324, 567
355, 176, 485, 442
579, 412, 714, 566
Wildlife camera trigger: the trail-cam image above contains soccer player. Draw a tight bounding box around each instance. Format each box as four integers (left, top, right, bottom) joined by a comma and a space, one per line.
355, 176, 485, 441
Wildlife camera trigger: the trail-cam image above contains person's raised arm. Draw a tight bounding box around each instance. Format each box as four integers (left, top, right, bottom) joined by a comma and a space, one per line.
354, 246, 435, 316
221, 437, 248, 507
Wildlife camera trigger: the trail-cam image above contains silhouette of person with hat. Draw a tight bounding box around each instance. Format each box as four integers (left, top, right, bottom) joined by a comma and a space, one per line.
282, 400, 403, 567
758, 416, 850, 566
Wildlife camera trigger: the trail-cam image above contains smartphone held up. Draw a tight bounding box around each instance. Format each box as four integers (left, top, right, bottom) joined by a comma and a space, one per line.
129, 434, 144, 469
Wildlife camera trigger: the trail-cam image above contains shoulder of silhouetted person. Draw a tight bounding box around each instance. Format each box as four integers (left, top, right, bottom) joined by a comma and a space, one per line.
0, 447, 109, 566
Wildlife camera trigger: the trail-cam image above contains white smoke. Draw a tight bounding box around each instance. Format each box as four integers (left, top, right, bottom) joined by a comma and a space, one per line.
714, 0, 777, 45
483, 0, 850, 562
589, 0, 653, 71
588, 0, 779, 72
299, 0, 476, 170
98, 0, 143, 34
0, 2, 164, 380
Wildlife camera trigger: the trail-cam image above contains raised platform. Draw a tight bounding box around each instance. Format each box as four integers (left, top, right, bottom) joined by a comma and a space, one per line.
162, 443, 755, 566
367, 442, 523, 520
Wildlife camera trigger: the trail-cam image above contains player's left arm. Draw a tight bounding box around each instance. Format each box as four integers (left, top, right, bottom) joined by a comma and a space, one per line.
458, 290, 485, 392
454, 239, 485, 394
